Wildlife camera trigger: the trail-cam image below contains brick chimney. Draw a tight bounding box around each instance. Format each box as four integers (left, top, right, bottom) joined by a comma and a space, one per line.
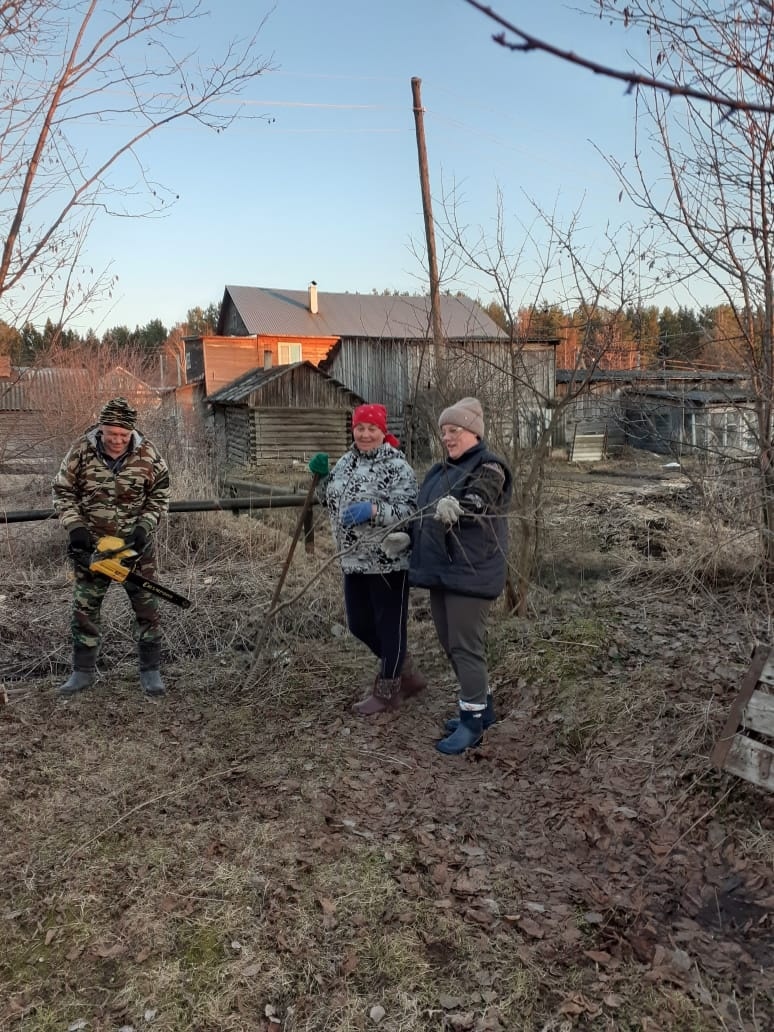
0, 354, 10, 378
309, 280, 318, 315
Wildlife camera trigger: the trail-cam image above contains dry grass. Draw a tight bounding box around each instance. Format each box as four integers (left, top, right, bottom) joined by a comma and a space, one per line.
1, 455, 773, 1032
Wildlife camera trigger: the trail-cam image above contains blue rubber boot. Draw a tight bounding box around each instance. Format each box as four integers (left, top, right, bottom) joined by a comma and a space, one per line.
445, 694, 496, 733
436, 709, 484, 755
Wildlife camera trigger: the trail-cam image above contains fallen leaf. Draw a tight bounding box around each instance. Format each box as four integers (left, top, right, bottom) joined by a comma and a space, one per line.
92, 941, 126, 959
439, 994, 464, 1009
584, 949, 613, 965
603, 992, 624, 1008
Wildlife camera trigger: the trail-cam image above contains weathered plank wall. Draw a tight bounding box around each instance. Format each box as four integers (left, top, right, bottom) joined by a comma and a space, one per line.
224, 407, 251, 466
242, 365, 358, 409
251, 408, 350, 460
326, 338, 556, 440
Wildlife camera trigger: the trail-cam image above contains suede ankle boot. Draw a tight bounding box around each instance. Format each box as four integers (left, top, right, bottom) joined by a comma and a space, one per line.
352, 675, 401, 716
397, 653, 427, 702
436, 709, 484, 755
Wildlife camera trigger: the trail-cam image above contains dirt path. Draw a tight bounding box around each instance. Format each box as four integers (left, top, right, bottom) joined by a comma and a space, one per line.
1, 462, 772, 1031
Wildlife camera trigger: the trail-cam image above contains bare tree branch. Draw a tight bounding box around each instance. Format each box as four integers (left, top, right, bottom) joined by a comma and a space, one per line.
463, 0, 774, 115
0, 1, 274, 328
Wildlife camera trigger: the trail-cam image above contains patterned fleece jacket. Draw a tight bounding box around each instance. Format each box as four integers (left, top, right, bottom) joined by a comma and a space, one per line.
321, 442, 418, 574
52, 427, 170, 544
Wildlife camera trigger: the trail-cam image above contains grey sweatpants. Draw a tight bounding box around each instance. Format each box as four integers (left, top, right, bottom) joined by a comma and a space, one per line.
429, 589, 493, 709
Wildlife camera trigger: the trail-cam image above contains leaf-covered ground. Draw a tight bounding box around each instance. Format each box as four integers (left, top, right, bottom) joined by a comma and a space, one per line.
1, 460, 772, 1032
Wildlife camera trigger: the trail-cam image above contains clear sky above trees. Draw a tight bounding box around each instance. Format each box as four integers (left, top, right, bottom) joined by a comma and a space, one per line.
0, 0, 700, 336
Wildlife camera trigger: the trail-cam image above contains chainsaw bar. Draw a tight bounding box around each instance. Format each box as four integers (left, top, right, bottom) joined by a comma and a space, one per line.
124, 571, 192, 609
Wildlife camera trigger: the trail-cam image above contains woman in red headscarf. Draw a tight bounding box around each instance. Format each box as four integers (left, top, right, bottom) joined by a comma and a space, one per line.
309, 403, 425, 714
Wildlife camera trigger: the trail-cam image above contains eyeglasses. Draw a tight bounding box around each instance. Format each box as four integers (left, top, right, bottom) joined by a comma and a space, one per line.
440, 425, 465, 439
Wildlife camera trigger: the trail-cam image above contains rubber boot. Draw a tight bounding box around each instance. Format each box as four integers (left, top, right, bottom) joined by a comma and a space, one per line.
138, 641, 165, 697
436, 709, 484, 755
57, 645, 98, 697
445, 694, 497, 732
352, 675, 401, 716
397, 653, 428, 702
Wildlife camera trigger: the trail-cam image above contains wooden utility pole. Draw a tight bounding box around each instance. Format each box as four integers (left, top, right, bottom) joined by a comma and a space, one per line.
411, 77, 444, 372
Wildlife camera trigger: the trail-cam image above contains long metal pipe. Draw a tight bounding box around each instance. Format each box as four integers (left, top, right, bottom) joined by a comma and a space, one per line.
1, 496, 318, 524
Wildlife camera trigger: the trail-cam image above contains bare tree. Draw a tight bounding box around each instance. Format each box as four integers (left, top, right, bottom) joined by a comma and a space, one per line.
593, 0, 774, 565
0, 0, 273, 328
432, 184, 654, 613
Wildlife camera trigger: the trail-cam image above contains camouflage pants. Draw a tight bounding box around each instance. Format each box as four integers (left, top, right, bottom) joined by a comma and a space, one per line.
71, 551, 162, 650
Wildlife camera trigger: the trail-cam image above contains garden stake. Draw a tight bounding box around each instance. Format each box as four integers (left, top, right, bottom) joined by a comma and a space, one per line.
249, 472, 320, 675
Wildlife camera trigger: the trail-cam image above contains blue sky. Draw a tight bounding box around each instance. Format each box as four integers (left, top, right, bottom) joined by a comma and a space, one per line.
72, 0, 660, 333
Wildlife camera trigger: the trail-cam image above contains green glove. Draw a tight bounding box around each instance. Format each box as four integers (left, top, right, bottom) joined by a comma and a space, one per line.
308, 452, 329, 477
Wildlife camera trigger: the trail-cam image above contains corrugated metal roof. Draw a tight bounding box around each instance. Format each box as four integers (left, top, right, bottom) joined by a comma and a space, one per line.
0, 367, 90, 410
556, 368, 748, 384
626, 387, 755, 404
220, 285, 504, 340
207, 361, 359, 404
0, 365, 160, 411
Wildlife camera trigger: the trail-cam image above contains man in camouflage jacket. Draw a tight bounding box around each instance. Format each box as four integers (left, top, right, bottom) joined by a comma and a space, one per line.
52, 397, 170, 698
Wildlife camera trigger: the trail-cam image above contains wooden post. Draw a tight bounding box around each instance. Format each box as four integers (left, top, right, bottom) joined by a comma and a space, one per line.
411, 77, 444, 378
303, 504, 315, 555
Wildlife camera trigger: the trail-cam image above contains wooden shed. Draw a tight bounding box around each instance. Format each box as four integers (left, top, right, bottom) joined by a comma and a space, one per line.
553, 369, 752, 454
623, 385, 757, 458
208, 361, 364, 468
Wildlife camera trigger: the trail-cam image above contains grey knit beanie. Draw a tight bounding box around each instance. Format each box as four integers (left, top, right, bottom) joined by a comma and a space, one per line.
438, 397, 484, 439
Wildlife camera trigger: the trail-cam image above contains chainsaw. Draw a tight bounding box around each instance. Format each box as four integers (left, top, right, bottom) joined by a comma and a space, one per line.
89, 536, 192, 609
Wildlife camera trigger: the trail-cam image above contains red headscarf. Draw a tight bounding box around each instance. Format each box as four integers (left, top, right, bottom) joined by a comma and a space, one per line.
352, 403, 400, 448
353, 403, 387, 434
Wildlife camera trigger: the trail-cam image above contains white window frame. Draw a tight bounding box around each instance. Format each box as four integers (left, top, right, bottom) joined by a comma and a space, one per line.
278, 341, 302, 364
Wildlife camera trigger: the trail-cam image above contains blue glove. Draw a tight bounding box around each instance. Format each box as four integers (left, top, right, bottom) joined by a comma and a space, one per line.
341, 501, 374, 528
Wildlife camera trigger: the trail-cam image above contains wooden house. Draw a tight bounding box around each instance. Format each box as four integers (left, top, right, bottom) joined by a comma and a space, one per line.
183, 282, 558, 457
207, 360, 363, 468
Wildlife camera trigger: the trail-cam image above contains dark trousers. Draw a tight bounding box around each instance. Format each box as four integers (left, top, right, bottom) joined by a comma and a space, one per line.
343, 570, 409, 680
429, 589, 493, 708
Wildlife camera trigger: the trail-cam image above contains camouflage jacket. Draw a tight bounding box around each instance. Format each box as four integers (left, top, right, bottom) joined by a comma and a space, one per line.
52, 427, 170, 541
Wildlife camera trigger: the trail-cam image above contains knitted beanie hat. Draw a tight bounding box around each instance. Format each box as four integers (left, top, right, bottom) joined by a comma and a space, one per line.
438, 397, 484, 439
99, 397, 137, 429
352, 403, 388, 435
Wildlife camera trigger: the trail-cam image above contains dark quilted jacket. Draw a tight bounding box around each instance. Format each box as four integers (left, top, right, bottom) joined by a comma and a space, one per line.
409, 441, 512, 599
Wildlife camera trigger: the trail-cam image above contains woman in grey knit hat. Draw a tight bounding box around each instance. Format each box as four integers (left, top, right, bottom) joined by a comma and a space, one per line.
409, 397, 512, 754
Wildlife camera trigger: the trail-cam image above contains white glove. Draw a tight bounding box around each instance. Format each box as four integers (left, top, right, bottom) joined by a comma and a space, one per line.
382, 531, 411, 558
434, 495, 464, 525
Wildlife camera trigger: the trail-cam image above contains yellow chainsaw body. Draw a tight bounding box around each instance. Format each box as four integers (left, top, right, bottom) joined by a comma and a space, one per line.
89, 535, 138, 582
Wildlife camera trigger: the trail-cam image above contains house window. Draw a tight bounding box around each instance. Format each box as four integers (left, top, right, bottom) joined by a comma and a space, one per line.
278, 342, 302, 364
